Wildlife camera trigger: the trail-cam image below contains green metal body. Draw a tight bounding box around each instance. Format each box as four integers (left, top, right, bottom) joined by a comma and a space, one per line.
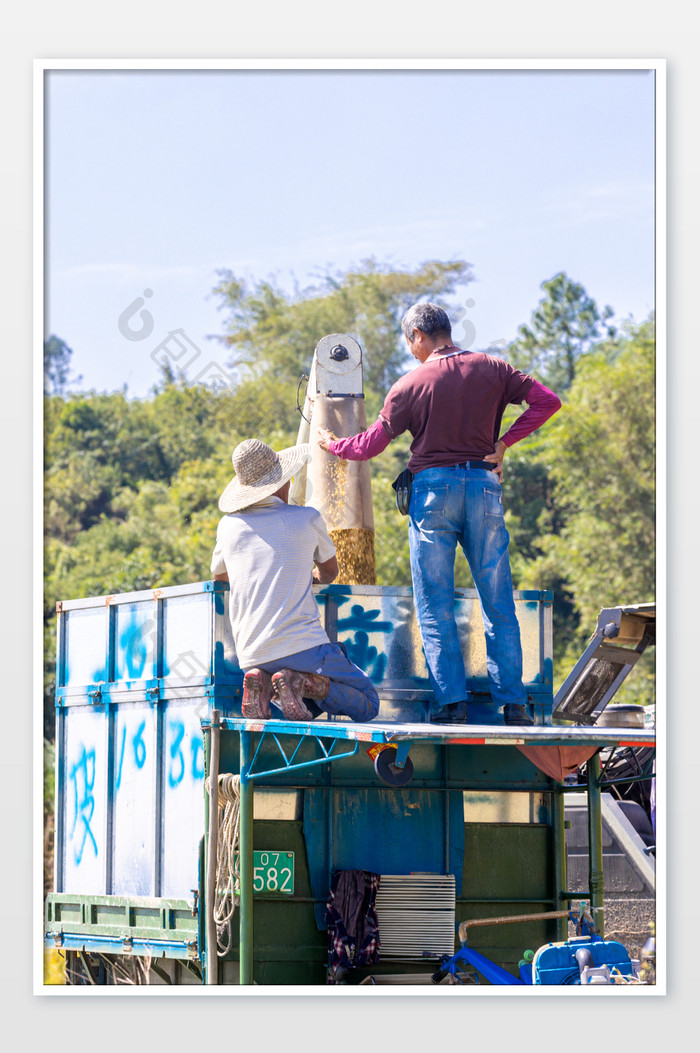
586, 752, 606, 936
45, 580, 654, 986
208, 726, 569, 985
239, 731, 255, 985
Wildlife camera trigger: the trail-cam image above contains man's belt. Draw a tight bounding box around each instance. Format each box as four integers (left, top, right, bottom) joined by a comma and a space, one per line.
448, 460, 495, 471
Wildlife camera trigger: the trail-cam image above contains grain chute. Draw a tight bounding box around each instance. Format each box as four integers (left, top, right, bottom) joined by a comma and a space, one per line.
290, 333, 376, 585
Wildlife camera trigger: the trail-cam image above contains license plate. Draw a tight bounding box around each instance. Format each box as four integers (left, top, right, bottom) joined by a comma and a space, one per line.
234, 851, 294, 895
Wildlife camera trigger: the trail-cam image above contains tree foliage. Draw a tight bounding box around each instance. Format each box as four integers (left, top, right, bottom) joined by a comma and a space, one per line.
520, 317, 656, 702
529, 319, 655, 614
43, 262, 656, 734
211, 257, 473, 395
507, 271, 616, 392
44, 335, 82, 396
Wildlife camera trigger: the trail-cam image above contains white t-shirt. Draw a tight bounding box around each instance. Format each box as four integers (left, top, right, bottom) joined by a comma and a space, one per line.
210, 496, 336, 668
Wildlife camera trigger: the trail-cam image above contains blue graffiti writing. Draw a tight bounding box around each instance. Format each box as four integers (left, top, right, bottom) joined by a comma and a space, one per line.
69, 745, 98, 865
119, 615, 156, 679
116, 726, 127, 790
168, 720, 186, 788
343, 630, 387, 681
337, 604, 393, 635
191, 737, 204, 780
133, 720, 147, 768
336, 604, 391, 680
115, 720, 148, 790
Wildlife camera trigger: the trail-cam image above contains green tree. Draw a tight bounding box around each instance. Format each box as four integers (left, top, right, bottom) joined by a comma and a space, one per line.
525, 317, 656, 701
44, 738, 56, 895
43, 260, 475, 739
507, 272, 615, 392
45, 264, 650, 734
211, 257, 473, 397
208, 258, 478, 589
44, 335, 82, 395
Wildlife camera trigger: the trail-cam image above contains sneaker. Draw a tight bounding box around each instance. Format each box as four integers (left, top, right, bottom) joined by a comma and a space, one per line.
271, 669, 329, 722
503, 703, 535, 727
431, 700, 468, 725
241, 668, 273, 719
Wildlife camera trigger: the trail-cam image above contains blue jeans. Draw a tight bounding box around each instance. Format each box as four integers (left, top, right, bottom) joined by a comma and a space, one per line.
257, 642, 380, 722
408, 465, 527, 715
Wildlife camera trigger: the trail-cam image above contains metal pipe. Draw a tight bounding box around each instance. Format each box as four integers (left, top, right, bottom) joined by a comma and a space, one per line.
205, 709, 220, 985
304, 338, 375, 587
239, 729, 254, 985
586, 751, 605, 935
552, 790, 569, 941
289, 377, 312, 507
458, 910, 572, 943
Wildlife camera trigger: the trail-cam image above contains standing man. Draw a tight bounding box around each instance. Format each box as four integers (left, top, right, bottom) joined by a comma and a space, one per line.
211, 438, 379, 724
318, 302, 561, 726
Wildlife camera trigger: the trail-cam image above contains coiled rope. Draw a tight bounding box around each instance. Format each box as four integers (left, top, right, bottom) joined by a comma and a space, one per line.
208, 772, 241, 957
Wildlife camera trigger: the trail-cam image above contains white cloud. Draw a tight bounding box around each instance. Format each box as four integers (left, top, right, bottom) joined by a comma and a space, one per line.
535, 181, 655, 225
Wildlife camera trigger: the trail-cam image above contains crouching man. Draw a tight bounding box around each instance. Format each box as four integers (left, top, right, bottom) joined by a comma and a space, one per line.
211, 438, 380, 724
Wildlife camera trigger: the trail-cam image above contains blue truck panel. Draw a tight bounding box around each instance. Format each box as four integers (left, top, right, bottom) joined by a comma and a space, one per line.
53, 581, 553, 904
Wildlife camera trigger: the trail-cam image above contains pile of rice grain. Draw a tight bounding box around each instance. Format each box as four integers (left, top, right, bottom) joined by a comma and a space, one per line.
329, 527, 376, 586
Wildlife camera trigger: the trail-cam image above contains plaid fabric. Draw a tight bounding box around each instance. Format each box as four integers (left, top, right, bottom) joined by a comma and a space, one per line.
326, 870, 381, 983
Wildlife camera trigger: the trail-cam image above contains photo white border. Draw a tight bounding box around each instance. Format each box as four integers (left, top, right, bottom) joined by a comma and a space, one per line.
34, 55, 666, 1000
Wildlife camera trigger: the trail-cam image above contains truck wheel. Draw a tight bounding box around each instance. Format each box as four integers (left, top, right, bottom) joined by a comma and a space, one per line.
374, 747, 414, 786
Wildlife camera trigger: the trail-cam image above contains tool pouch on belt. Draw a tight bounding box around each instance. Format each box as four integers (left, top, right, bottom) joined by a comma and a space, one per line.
391, 467, 414, 515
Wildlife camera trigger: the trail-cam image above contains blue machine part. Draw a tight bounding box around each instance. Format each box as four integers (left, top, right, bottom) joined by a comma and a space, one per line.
432, 932, 636, 988
432, 944, 525, 986
532, 934, 637, 985
432, 905, 598, 986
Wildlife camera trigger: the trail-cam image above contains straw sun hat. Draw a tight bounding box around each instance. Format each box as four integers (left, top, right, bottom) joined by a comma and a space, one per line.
218, 439, 310, 513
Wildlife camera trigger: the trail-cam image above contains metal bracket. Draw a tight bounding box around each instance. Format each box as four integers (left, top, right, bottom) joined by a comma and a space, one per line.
244, 727, 360, 782
597, 743, 655, 790
149, 960, 173, 984
394, 741, 411, 769
145, 685, 160, 705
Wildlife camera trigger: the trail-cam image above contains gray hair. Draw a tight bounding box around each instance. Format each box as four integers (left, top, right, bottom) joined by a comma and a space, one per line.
401, 302, 452, 342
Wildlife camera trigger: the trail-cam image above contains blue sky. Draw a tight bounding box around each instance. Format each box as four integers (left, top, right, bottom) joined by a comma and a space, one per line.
44, 64, 657, 398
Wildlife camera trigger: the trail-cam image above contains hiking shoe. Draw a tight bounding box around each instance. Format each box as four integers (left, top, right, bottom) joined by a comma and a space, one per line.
271, 668, 329, 722
431, 700, 468, 725
503, 703, 535, 727
241, 668, 273, 719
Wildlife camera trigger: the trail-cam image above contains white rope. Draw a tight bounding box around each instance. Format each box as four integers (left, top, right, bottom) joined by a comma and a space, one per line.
208, 773, 241, 957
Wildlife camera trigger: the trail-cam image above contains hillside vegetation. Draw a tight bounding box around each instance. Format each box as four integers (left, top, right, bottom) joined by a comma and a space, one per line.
43, 260, 656, 737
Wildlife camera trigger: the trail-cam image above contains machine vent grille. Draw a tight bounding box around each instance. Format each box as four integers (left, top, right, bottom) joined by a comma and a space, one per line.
375, 874, 456, 961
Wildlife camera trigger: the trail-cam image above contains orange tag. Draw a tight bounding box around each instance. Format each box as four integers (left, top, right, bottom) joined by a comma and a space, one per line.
366, 743, 396, 761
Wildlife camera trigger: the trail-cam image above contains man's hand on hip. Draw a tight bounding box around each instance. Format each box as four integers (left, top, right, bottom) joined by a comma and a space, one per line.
484, 440, 506, 483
